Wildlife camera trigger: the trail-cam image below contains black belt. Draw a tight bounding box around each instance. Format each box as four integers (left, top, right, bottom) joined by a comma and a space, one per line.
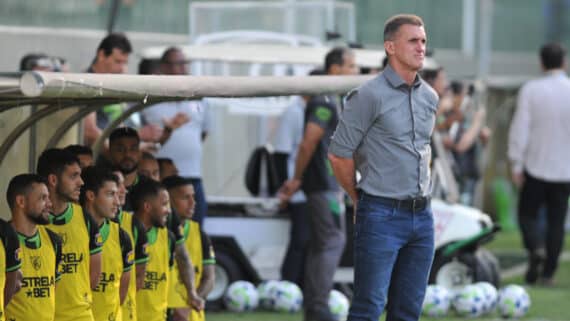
361, 192, 430, 212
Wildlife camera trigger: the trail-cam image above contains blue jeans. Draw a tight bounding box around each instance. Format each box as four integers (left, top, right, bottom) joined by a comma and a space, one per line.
348, 192, 435, 321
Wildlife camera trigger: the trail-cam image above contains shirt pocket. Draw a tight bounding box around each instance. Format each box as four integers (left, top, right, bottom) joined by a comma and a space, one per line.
380, 100, 412, 139
415, 101, 437, 140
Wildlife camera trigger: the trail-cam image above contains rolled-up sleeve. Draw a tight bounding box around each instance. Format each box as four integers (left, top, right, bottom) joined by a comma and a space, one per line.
330, 87, 378, 158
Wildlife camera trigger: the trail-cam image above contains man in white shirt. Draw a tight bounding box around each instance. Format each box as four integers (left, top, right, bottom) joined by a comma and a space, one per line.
508, 42, 570, 286
142, 47, 211, 225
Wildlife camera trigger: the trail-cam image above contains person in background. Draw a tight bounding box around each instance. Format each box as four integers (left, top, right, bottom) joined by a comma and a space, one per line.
142, 47, 211, 226
65, 144, 95, 169
508, 42, 570, 286
279, 46, 358, 321
157, 158, 179, 180
139, 152, 160, 182
0, 217, 22, 321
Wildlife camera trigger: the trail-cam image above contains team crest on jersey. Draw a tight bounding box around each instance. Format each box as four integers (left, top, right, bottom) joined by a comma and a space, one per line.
31, 256, 42, 270
315, 106, 332, 122
142, 243, 149, 256
178, 225, 184, 237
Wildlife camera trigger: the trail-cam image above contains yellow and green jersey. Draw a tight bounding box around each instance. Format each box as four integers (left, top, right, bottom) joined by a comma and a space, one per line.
0, 219, 22, 321
5, 226, 62, 321
92, 219, 133, 321
115, 211, 149, 321
48, 203, 102, 321
168, 219, 216, 321
136, 226, 175, 321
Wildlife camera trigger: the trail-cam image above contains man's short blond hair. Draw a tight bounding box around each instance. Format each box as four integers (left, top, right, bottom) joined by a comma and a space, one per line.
384, 14, 424, 42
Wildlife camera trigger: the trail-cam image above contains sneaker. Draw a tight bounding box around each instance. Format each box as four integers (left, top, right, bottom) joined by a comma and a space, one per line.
525, 251, 545, 284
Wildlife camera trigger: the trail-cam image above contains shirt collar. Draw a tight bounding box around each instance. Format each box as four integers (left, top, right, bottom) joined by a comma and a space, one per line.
383, 64, 422, 89
49, 202, 73, 225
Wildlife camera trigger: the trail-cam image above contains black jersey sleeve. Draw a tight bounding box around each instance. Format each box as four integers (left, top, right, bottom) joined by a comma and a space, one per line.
0, 220, 21, 272
167, 212, 185, 245
167, 230, 176, 268
45, 228, 64, 281
82, 210, 103, 254
119, 227, 134, 272
131, 216, 149, 265
199, 227, 216, 265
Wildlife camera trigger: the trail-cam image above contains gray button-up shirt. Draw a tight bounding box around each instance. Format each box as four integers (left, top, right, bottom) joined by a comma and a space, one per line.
329, 64, 438, 199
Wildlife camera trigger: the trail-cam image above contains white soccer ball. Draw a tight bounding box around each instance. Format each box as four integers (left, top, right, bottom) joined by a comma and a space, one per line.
257, 280, 280, 310
328, 289, 350, 321
270, 281, 303, 313
475, 282, 499, 314
453, 284, 486, 317
422, 285, 452, 317
498, 284, 531, 318
224, 280, 259, 312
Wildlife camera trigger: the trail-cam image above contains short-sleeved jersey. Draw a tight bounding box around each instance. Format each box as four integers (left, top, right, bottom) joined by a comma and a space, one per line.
136, 227, 175, 321
115, 211, 149, 321
48, 203, 102, 321
0, 220, 22, 321
302, 95, 340, 193
5, 226, 62, 321
168, 220, 215, 308
92, 219, 133, 321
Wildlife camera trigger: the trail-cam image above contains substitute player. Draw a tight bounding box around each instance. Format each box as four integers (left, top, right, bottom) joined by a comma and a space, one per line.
80, 166, 133, 321
37, 148, 102, 321
163, 176, 215, 321
5, 174, 62, 321
112, 170, 149, 321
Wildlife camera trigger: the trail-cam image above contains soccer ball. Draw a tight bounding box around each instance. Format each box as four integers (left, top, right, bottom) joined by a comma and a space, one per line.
271, 281, 303, 313
224, 280, 259, 312
328, 289, 350, 321
422, 285, 452, 317
475, 282, 498, 314
452, 284, 486, 317
257, 280, 280, 310
498, 284, 531, 318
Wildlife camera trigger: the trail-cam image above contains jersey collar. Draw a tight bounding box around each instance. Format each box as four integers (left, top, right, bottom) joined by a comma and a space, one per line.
49, 203, 73, 225
146, 226, 158, 245
18, 230, 41, 249
99, 219, 111, 244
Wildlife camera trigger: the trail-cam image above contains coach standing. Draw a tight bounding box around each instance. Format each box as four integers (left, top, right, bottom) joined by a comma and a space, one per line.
329, 14, 438, 321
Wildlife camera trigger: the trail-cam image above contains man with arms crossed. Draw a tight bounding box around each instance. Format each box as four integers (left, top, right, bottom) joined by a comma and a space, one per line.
329, 15, 438, 321
5, 174, 62, 321
37, 148, 103, 321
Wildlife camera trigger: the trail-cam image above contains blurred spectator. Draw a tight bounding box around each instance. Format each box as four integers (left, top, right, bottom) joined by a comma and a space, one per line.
138, 152, 160, 181
138, 59, 160, 75
64, 144, 94, 169
20, 53, 66, 72
508, 42, 570, 286
442, 81, 490, 205
142, 47, 210, 226
272, 69, 324, 288
157, 158, 178, 180
83, 33, 163, 147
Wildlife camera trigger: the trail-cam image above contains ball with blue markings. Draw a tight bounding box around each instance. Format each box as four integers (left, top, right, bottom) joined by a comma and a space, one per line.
453, 284, 486, 317
422, 285, 452, 317
271, 280, 303, 313
498, 284, 531, 318
224, 280, 259, 312
475, 282, 499, 314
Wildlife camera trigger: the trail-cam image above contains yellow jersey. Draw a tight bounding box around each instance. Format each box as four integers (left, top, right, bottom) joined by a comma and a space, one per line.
168, 220, 216, 321
0, 220, 22, 321
92, 219, 133, 321
116, 211, 149, 321
48, 203, 102, 321
5, 226, 62, 321
136, 227, 174, 321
